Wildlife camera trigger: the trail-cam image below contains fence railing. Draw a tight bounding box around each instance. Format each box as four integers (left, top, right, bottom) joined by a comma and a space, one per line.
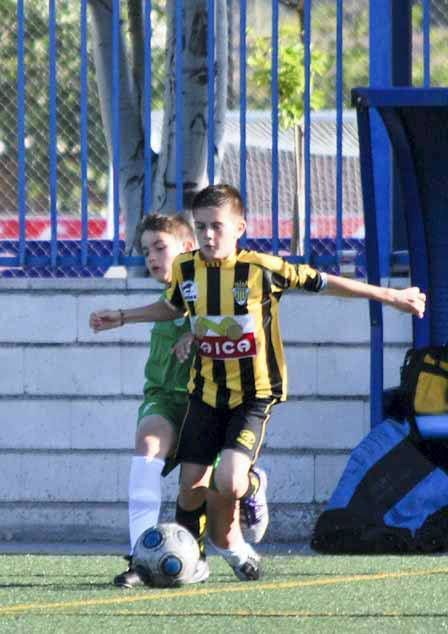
0, 0, 442, 278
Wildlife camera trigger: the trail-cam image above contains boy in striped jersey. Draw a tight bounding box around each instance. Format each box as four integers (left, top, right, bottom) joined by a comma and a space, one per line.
95, 185, 426, 581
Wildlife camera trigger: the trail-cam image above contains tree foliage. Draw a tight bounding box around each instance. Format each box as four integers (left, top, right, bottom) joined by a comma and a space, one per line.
1, 0, 107, 213
248, 23, 331, 129
0, 0, 168, 215
3, 0, 448, 215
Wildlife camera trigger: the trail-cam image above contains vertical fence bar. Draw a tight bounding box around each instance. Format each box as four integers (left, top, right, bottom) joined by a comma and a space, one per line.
111, 0, 121, 263
17, 0, 27, 267
80, 0, 89, 266
390, 2, 411, 255
271, 0, 279, 255
207, 0, 215, 184
175, 1, 184, 211
239, 0, 248, 247
49, 0, 58, 267
303, 0, 311, 262
369, 0, 392, 277
144, 0, 152, 214
335, 0, 344, 263
423, 0, 431, 87
239, 0, 247, 209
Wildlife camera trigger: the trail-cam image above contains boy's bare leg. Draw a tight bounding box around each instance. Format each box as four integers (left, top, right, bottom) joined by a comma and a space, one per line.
214, 448, 252, 499
207, 450, 262, 580
206, 490, 241, 549
135, 415, 176, 458
209, 449, 251, 546
177, 462, 212, 509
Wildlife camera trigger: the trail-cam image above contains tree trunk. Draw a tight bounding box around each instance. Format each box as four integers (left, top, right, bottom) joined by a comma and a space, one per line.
89, 0, 145, 254
152, 0, 228, 212
291, 123, 304, 256
88, 0, 228, 255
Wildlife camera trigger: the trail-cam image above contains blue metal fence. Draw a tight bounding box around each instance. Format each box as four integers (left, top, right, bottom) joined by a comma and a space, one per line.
0, 0, 439, 277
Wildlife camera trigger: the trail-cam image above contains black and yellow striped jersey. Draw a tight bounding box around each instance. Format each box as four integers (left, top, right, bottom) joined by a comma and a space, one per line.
165, 248, 326, 409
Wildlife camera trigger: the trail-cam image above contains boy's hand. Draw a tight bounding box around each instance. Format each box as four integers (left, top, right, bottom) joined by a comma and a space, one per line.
391, 287, 426, 319
89, 310, 122, 332
172, 332, 195, 362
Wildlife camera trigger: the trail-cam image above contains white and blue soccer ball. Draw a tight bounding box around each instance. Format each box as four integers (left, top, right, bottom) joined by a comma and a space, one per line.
133, 522, 200, 587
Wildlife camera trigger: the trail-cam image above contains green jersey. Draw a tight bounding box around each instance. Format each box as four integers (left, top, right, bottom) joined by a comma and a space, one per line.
143, 294, 193, 398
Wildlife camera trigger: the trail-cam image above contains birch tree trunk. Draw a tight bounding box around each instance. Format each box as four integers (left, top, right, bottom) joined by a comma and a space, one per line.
88, 0, 228, 254
89, 0, 145, 254
152, 0, 228, 212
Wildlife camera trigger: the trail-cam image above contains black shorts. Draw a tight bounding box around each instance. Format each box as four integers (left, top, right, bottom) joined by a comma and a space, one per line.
175, 396, 277, 466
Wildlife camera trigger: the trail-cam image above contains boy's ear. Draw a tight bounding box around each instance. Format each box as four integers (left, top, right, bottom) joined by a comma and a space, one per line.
236, 218, 247, 239
182, 238, 196, 252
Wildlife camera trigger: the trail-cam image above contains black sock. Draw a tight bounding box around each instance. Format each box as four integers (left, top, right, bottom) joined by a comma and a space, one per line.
175, 500, 207, 558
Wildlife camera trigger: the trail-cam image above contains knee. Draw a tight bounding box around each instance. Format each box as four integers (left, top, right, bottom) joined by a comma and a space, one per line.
177, 465, 211, 509
214, 470, 245, 499
179, 465, 211, 492
178, 483, 206, 508
135, 433, 160, 458
134, 417, 176, 458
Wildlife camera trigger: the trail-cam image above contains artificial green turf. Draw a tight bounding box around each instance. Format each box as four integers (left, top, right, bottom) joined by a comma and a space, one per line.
1, 554, 448, 633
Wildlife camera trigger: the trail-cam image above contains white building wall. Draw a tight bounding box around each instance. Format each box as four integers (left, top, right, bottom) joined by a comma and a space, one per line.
0, 278, 412, 542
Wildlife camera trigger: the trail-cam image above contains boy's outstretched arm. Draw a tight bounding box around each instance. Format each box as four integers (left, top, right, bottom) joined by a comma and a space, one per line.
89, 300, 184, 333
324, 274, 426, 319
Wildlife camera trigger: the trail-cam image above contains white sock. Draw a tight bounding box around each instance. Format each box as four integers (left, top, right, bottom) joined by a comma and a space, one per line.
210, 539, 259, 567
128, 456, 164, 552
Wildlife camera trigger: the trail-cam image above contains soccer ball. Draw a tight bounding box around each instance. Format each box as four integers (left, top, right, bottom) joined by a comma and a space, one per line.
133, 522, 200, 587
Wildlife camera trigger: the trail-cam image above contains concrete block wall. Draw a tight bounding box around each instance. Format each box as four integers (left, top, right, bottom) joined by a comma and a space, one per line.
0, 278, 412, 543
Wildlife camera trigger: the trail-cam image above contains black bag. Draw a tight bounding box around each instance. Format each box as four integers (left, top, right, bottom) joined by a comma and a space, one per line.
311, 418, 448, 554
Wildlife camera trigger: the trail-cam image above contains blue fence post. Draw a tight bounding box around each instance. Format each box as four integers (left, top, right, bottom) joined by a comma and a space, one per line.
239, 0, 248, 247
175, 1, 184, 212
423, 0, 431, 87
239, 0, 247, 208
144, 0, 153, 214
335, 0, 344, 266
111, 0, 121, 264
303, 0, 311, 263
271, 0, 279, 255
49, 0, 58, 268
207, 0, 215, 184
369, 0, 392, 278
17, 0, 27, 267
391, 1, 412, 254
80, 0, 89, 267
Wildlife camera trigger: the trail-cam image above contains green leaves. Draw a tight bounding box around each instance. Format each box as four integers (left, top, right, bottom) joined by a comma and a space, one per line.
248, 24, 331, 130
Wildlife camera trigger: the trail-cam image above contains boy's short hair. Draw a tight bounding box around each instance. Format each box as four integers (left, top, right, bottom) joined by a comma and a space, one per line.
134, 213, 195, 253
192, 184, 245, 218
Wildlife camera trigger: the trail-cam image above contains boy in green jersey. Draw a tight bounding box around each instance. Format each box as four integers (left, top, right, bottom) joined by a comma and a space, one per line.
90, 213, 210, 588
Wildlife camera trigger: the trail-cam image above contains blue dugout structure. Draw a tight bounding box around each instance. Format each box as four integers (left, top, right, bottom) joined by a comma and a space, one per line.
353, 87, 448, 433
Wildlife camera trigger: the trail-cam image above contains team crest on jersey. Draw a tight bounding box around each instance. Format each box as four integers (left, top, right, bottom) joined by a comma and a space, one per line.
233, 281, 249, 306
180, 280, 198, 301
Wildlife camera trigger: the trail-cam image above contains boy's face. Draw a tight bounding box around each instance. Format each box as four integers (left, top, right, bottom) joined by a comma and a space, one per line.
140, 230, 184, 284
193, 204, 246, 261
